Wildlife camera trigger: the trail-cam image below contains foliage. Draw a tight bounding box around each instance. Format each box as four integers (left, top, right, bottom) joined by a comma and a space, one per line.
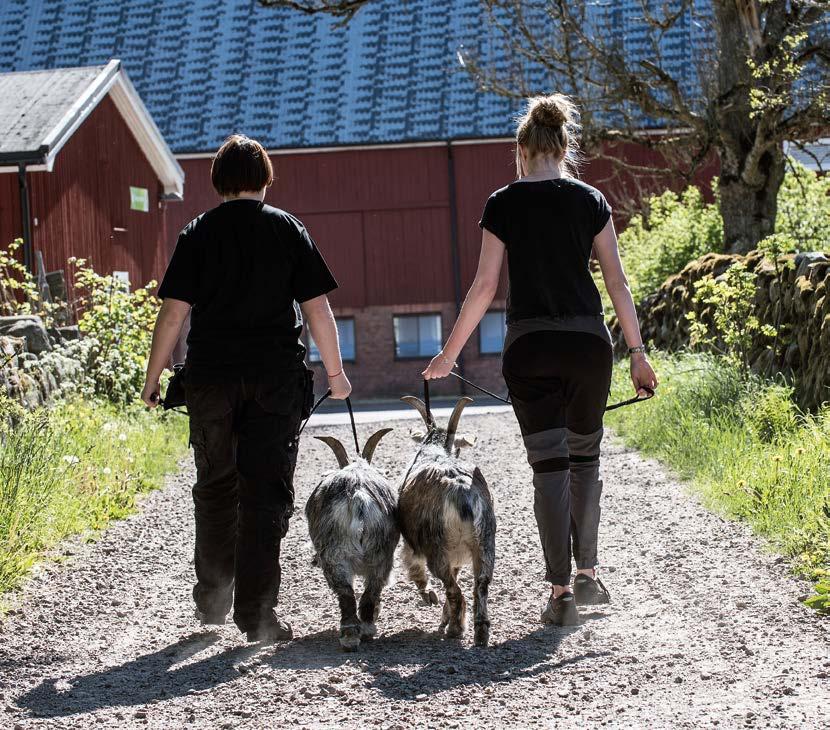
773, 160, 830, 248
0, 238, 61, 326
686, 262, 776, 374
606, 351, 830, 614
67, 258, 160, 405
0, 396, 188, 595
618, 185, 723, 302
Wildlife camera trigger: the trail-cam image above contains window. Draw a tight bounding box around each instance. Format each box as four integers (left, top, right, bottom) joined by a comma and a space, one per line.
479, 311, 506, 354
393, 314, 442, 359
309, 318, 356, 362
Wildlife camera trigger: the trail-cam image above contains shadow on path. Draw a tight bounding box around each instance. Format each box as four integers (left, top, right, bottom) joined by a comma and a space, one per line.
19, 617, 609, 718
17, 631, 257, 719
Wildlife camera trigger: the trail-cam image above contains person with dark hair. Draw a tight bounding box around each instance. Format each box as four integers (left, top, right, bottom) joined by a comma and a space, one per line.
423, 95, 658, 626
142, 134, 351, 643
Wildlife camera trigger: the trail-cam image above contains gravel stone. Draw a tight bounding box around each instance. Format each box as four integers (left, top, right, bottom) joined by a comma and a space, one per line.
0, 413, 828, 729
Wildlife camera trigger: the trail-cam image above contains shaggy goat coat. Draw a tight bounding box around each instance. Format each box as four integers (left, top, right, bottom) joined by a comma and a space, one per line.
305, 430, 399, 649
398, 397, 496, 646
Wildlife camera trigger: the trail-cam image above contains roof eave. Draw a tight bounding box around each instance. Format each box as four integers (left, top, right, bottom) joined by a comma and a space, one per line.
108, 69, 185, 198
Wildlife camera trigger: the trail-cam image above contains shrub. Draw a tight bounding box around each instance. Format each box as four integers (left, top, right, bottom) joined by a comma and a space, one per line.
617, 160, 830, 303
65, 259, 159, 405
618, 185, 723, 302
686, 261, 776, 374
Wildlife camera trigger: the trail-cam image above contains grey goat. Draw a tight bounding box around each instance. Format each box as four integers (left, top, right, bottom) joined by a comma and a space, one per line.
306, 428, 399, 650
398, 396, 496, 646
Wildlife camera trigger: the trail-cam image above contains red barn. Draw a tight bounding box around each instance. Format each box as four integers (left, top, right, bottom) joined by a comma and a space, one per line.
0, 60, 184, 290
1, 3, 718, 399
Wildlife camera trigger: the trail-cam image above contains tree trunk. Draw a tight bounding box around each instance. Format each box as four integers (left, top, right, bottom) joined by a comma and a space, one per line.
717, 142, 786, 254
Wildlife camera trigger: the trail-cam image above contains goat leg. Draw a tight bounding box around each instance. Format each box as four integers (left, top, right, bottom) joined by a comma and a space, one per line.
472, 551, 493, 647
402, 544, 438, 606
435, 565, 466, 638
324, 563, 361, 651
358, 575, 385, 641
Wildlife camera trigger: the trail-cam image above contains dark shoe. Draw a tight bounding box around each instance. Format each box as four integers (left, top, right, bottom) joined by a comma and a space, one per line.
195, 608, 227, 626
541, 591, 580, 626
245, 615, 293, 643
573, 574, 611, 605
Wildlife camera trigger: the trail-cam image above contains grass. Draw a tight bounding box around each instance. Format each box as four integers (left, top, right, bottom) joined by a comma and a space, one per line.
605, 351, 830, 613
0, 397, 189, 596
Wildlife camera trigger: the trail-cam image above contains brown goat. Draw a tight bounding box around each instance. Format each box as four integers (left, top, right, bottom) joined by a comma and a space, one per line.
398, 396, 496, 646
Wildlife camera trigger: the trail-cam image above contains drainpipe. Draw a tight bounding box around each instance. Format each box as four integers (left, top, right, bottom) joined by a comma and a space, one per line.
446, 141, 467, 394
17, 163, 33, 273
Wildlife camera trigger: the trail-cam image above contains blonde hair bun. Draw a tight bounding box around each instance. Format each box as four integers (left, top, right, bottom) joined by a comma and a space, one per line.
514, 93, 581, 178
528, 95, 572, 128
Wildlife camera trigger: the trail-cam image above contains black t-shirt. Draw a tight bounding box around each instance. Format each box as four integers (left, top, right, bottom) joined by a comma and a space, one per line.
158, 199, 337, 376
479, 178, 611, 323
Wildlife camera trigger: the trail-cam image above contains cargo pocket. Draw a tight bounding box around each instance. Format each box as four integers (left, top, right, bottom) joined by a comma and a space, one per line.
253, 371, 305, 418
186, 384, 234, 473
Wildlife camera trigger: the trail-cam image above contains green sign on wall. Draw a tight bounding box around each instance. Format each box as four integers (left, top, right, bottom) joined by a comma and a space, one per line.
129, 186, 149, 212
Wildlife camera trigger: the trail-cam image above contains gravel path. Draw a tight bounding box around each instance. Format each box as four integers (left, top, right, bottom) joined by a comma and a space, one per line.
1, 412, 828, 729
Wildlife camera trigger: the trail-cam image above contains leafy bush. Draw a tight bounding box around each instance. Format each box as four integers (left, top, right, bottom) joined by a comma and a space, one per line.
0, 239, 61, 326
67, 259, 160, 404
617, 160, 830, 303
686, 261, 776, 374
607, 352, 830, 613
0, 396, 188, 594
618, 185, 723, 302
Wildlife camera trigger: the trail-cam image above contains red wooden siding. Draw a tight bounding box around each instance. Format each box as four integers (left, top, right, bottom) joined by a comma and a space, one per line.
0, 95, 169, 288
162, 139, 720, 313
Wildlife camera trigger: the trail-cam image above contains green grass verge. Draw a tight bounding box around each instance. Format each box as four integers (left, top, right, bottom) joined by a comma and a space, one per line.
606, 351, 830, 613
0, 398, 189, 595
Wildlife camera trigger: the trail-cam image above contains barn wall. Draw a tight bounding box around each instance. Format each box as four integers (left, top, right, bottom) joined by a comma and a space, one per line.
0, 95, 168, 289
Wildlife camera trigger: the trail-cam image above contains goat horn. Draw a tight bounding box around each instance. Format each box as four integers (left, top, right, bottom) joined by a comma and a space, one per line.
400, 396, 435, 426
362, 428, 393, 463
314, 436, 350, 469
445, 397, 474, 451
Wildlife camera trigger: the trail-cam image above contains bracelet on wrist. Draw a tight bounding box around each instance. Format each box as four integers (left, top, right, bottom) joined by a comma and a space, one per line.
628, 345, 646, 355
327, 368, 343, 379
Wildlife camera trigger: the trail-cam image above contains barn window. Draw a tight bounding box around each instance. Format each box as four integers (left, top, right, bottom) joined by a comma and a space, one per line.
479, 311, 506, 354
393, 314, 442, 359
308, 318, 356, 363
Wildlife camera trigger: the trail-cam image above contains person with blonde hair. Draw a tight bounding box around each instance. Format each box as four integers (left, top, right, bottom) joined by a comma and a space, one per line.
423, 94, 657, 625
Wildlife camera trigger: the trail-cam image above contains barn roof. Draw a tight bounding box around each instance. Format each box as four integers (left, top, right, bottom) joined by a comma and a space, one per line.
0, 0, 521, 154
0, 60, 184, 197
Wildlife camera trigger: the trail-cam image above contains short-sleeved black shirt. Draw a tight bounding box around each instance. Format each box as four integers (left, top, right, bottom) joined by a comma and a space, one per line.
479, 178, 611, 323
158, 199, 338, 377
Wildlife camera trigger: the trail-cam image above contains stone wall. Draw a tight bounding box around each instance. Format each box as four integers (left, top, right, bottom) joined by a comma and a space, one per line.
612, 251, 830, 410
0, 316, 84, 410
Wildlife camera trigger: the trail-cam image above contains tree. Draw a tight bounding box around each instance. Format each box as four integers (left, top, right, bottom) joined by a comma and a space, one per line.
263, 1, 828, 253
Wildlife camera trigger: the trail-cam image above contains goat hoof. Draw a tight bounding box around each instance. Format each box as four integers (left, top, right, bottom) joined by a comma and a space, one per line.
339, 625, 361, 651
424, 590, 439, 606
360, 622, 377, 641
445, 623, 465, 639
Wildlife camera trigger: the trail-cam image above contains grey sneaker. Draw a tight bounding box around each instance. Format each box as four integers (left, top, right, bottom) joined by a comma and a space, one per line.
541, 591, 580, 626
573, 574, 611, 605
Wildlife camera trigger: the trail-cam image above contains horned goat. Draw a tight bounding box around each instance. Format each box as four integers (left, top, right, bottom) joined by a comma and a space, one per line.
306, 428, 399, 650
398, 396, 496, 646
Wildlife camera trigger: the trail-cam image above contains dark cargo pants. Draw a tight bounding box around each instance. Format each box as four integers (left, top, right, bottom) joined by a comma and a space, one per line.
185, 367, 309, 632
502, 330, 612, 586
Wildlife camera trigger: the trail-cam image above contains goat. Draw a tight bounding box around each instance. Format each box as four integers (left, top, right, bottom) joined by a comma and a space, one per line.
398, 396, 496, 647
305, 428, 399, 650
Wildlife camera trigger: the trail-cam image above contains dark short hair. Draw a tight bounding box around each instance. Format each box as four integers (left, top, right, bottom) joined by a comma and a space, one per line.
211, 134, 274, 196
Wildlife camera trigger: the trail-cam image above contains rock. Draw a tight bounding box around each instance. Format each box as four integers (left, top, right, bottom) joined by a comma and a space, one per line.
0, 315, 51, 355
57, 325, 81, 341
794, 252, 828, 279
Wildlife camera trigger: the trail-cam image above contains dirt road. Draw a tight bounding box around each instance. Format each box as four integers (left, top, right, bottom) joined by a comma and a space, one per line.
1, 412, 828, 729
